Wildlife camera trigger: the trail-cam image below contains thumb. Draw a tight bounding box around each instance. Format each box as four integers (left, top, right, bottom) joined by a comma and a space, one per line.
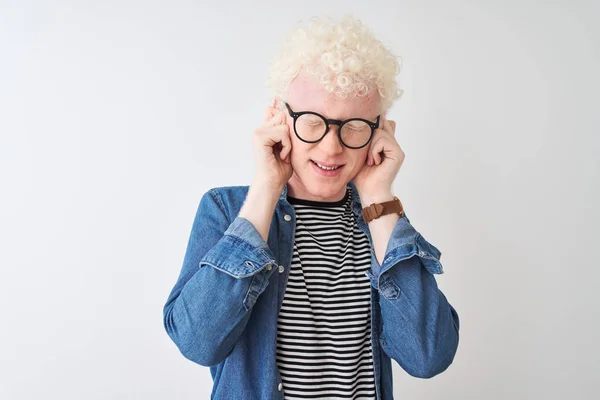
264, 106, 276, 123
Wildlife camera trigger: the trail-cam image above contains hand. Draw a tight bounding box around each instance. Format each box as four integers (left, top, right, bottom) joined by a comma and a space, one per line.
352, 117, 405, 201
250, 105, 294, 191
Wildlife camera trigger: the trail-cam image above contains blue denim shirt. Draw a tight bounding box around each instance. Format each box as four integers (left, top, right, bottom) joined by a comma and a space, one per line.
163, 181, 460, 399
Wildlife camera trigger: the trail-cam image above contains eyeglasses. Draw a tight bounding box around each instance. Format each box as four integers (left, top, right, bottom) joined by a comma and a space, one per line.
284, 102, 380, 149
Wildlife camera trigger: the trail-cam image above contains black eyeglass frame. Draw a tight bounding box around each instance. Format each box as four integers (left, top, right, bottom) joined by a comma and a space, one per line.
284, 102, 381, 149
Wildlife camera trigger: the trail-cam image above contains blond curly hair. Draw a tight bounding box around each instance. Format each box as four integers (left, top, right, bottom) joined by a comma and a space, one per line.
266, 15, 403, 113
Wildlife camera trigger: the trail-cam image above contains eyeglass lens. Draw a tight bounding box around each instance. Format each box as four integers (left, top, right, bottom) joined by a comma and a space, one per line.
295, 113, 371, 148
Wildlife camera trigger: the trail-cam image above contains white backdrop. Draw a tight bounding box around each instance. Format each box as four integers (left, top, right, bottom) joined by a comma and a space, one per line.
1, 1, 599, 399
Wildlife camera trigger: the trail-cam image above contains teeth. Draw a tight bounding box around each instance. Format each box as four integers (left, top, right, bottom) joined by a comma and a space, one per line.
315, 161, 339, 171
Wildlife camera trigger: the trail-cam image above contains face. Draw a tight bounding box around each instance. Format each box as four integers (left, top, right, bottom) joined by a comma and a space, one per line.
277, 73, 382, 202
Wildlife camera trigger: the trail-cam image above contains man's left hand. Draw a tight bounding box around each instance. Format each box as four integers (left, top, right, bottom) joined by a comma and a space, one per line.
352, 116, 405, 201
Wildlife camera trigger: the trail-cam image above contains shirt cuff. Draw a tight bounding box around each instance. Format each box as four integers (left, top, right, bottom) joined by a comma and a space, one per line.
199, 217, 277, 278
365, 216, 444, 289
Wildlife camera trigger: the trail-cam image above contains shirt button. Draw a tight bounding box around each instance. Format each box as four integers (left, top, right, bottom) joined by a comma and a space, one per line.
278, 265, 284, 273
284, 214, 291, 221
265, 264, 272, 270
278, 383, 283, 391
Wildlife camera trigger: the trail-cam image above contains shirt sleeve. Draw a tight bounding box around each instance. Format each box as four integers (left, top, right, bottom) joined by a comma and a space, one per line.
163, 189, 277, 367
365, 215, 460, 378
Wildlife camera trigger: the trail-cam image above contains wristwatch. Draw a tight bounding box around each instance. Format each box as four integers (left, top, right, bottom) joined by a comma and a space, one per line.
362, 196, 405, 223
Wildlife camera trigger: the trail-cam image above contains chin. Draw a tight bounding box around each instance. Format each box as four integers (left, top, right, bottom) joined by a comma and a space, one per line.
309, 182, 339, 195
307, 177, 349, 197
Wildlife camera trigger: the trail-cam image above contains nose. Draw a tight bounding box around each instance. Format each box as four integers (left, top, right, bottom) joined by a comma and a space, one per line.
318, 123, 344, 153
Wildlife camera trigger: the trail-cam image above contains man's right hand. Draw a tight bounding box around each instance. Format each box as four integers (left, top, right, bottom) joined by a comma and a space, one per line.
251, 105, 293, 191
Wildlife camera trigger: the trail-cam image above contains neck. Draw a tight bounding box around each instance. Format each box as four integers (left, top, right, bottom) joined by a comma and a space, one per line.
285, 175, 348, 203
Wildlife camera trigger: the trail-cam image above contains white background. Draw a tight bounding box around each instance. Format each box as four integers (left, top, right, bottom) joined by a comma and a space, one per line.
1, 0, 599, 399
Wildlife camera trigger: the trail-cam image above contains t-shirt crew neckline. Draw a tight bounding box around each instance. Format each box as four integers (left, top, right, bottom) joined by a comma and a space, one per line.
286, 186, 351, 208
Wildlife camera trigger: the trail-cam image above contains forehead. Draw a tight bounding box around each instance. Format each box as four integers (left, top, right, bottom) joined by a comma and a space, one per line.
286, 74, 381, 120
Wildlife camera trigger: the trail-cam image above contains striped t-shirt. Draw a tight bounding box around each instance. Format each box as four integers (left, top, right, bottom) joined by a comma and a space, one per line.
276, 186, 377, 399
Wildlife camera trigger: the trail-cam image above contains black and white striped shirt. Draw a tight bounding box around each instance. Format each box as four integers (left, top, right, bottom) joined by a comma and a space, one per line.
276, 186, 377, 399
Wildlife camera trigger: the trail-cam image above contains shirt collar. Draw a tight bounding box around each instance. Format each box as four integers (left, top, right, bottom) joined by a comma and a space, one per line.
279, 181, 363, 211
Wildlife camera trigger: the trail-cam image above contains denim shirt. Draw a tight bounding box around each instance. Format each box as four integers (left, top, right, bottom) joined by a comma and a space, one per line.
163, 181, 460, 400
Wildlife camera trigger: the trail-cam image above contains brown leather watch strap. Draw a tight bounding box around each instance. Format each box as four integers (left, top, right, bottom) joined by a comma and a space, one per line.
362, 196, 405, 223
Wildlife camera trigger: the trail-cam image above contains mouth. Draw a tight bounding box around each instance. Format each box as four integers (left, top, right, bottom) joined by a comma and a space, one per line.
311, 160, 344, 171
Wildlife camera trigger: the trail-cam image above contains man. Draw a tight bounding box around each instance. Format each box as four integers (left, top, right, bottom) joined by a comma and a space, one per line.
163, 15, 460, 400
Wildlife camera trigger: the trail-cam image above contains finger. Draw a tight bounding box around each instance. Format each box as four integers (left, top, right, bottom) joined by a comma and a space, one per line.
378, 116, 386, 131
262, 124, 291, 158
263, 124, 286, 140
384, 118, 396, 135
366, 142, 374, 166
371, 138, 385, 165
380, 117, 390, 133
378, 118, 396, 138
274, 109, 286, 124
279, 130, 292, 161
266, 106, 284, 125
264, 110, 283, 128
389, 120, 396, 132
